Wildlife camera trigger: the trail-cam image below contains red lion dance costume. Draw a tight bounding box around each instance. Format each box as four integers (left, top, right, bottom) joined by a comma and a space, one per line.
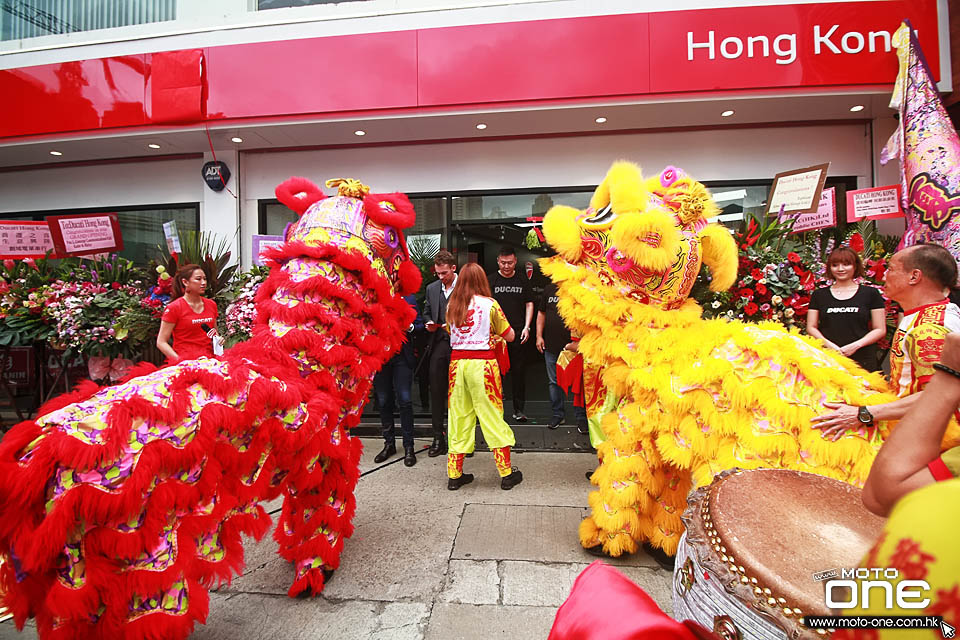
0, 177, 421, 639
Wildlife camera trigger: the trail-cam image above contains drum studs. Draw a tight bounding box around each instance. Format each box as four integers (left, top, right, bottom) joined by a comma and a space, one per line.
739, 576, 749, 584
767, 597, 777, 606
720, 546, 727, 554
793, 608, 802, 616
753, 587, 762, 595
777, 598, 786, 605
763, 588, 771, 595
713, 545, 721, 552
720, 554, 728, 562
737, 565, 745, 574
750, 578, 757, 584
728, 564, 738, 573
782, 607, 792, 617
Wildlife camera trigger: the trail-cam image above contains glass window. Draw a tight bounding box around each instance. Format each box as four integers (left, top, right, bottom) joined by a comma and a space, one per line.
260, 202, 296, 236
115, 207, 197, 264
451, 192, 591, 222
2, 0, 176, 41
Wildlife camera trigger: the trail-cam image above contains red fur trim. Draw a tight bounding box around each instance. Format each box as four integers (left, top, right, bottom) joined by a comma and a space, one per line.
275, 177, 325, 215
362, 193, 416, 229
287, 567, 330, 598
397, 260, 422, 296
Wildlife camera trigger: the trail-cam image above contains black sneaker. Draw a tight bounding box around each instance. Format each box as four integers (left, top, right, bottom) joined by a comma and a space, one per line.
447, 473, 474, 491
548, 417, 562, 430
500, 468, 523, 490
576, 419, 589, 435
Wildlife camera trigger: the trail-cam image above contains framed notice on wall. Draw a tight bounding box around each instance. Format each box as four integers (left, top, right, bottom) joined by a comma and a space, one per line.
766, 163, 831, 216
846, 185, 905, 222
0, 220, 58, 259
47, 213, 123, 257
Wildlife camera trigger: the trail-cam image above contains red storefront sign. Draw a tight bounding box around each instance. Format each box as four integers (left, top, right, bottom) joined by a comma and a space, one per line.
0, 0, 945, 139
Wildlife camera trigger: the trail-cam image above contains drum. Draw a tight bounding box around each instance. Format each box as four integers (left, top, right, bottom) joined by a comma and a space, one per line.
672, 469, 885, 640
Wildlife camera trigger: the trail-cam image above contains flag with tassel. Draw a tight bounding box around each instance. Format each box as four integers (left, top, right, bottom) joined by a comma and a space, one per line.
881, 21, 960, 259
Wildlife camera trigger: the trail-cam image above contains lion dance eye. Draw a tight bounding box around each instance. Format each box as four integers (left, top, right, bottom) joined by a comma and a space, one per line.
382, 226, 400, 249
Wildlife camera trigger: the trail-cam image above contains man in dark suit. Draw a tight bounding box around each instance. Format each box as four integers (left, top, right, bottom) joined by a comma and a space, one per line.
423, 250, 458, 457
372, 294, 423, 467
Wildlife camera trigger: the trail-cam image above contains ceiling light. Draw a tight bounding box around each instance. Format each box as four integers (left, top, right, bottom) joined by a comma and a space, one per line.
230, 137, 243, 143
595, 117, 607, 124
476, 123, 487, 130
354, 130, 366, 136
49, 150, 62, 156
850, 105, 865, 112
148, 143, 161, 149
721, 110, 735, 117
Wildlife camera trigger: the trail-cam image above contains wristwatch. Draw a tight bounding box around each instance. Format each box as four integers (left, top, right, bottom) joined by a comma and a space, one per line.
857, 405, 874, 426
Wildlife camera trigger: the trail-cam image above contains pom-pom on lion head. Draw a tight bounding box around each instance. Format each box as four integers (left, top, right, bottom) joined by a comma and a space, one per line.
542, 161, 737, 311
274, 176, 421, 296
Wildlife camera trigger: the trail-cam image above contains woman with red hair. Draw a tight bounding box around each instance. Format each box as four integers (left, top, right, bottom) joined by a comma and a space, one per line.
444, 263, 523, 490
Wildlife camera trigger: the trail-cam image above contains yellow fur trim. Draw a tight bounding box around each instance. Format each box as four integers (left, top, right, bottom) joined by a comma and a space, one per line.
699, 223, 739, 291
610, 209, 682, 273
590, 161, 647, 213
542, 205, 584, 261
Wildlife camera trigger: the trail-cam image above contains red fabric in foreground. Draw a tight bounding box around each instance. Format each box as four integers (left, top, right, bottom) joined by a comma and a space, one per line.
548, 561, 718, 640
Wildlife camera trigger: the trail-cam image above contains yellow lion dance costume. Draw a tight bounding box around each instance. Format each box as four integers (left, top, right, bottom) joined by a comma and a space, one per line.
542, 162, 904, 558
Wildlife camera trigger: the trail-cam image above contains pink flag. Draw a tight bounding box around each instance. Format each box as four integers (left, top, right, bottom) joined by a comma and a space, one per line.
881, 21, 960, 259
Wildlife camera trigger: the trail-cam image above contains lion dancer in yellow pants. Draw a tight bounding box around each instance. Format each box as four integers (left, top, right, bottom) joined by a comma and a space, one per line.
444, 263, 524, 491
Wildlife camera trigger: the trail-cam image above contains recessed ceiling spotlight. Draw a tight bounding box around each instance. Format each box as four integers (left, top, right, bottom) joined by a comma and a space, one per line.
230, 137, 243, 143
850, 105, 865, 112
476, 123, 487, 130
148, 143, 161, 149
354, 130, 366, 136
721, 110, 735, 117
49, 150, 62, 156
595, 117, 607, 124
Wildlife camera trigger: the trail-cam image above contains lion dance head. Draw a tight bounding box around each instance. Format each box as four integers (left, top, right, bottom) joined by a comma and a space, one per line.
541, 161, 738, 316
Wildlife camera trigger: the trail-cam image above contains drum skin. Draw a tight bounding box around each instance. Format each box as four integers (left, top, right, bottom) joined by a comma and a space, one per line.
672, 469, 885, 640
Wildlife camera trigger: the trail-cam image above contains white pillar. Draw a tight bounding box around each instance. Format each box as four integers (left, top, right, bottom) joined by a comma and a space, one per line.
200, 149, 242, 268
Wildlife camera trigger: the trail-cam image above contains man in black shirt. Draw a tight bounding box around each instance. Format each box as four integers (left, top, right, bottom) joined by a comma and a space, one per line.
537, 282, 588, 431
488, 247, 535, 422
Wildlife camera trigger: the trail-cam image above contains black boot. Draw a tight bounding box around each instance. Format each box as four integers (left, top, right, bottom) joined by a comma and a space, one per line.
428, 436, 447, 457
500, 467, 523, 490
374, 442, 396, 463
403, 446, 417, 467
447, 473, 474, 490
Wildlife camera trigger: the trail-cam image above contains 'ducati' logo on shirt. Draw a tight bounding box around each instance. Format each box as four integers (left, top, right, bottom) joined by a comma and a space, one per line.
825, 307, 859, 313
495, 286, 524, 294
191, 317, 216, 325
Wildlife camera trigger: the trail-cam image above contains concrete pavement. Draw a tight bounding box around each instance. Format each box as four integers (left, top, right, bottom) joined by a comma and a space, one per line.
1, 439, 673, 639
